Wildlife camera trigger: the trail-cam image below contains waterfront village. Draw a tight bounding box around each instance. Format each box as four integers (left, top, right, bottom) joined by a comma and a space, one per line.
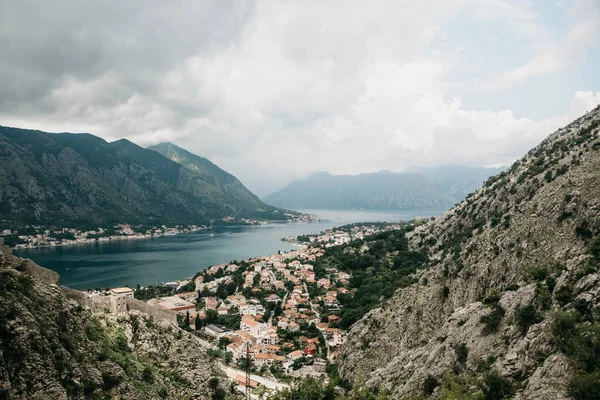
3, 212, 316, 249
99, 222, 404, 396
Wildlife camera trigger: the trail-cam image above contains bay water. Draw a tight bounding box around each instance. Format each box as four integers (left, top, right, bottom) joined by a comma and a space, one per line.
14, 209, 442, 290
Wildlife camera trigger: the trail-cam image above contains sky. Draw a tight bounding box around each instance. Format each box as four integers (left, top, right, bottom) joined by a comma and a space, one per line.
1, 0, 599, 197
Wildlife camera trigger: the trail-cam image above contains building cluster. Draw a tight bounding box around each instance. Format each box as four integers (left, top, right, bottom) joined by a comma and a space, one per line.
8, 224, 205, 249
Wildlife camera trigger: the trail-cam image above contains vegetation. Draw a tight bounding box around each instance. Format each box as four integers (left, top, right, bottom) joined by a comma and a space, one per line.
313, 228, 428, 329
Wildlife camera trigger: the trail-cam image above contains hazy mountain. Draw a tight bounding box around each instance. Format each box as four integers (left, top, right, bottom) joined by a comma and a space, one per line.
0, 126, 285, 230
263, 166, 505, 211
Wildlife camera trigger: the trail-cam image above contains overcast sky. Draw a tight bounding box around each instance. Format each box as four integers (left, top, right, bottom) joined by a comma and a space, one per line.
1, 0, 599, 196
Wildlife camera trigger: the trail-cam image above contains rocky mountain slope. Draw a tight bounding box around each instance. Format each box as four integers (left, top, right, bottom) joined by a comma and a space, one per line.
0, 241, 233, 399
263, 167, 503, 211
338, 106, 600, 399
148, 142, 271, 219
0, 126, 286, 231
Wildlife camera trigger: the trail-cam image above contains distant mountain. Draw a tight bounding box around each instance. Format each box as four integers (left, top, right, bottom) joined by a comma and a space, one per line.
263, 166, 505, 211
0, 126, 285, 230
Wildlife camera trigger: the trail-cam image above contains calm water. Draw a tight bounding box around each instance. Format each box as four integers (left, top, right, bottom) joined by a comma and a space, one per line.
14, 209, 442, 290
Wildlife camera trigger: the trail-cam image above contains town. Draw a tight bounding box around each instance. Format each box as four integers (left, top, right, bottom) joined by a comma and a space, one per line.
98, 221, 405, 397
2, 212, 318, 249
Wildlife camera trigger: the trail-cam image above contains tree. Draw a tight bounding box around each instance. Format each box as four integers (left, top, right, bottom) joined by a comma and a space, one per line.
195, 316, 202, 330
274, 304, 282, 318
205, 309, 218, 324
183, 311, 190, 328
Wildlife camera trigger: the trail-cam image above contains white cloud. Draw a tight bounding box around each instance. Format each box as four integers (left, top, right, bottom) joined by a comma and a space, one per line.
0, 0, 598, 196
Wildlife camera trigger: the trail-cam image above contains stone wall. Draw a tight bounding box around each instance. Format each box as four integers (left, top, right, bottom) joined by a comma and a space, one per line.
21, 259, 60, 285
61, 286, 177, 324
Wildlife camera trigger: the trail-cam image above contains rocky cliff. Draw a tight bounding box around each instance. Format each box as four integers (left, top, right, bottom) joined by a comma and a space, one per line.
338, 107, 600, 399
0, 242, 233, 399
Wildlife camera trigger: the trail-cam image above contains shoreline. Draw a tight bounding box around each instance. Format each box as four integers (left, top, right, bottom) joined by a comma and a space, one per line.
11, 218, 322, 251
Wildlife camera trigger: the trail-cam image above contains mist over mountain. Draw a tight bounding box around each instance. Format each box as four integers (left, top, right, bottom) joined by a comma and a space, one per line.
0, 126, 286, 230
263, 166, 505, 211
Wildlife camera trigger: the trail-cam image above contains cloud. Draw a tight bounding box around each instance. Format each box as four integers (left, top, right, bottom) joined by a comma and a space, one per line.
0, 0, 598, 196
473, 0, 600, 91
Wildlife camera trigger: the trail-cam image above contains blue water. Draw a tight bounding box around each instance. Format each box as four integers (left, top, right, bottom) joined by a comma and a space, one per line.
14, 209, 443, 290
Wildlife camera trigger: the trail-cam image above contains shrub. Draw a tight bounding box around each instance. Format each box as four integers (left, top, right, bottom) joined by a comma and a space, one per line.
443, 286, 450, 299
567, 372, 600, 400
480, 305, 506, 335
590, 235, 600, 262
481, 372, 515, 400
545, 276, 557, 293
528, 266, 548, 281
482, 289, 501, 306
101, 371, 121, 390
455, 343, 468, 364
423, 374, 440, 396
514, 304, 541, 333
555, 285, 574, 306
142, 366, 154, 383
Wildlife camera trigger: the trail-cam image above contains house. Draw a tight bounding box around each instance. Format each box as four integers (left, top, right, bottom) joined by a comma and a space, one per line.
265, 294, 280, 303
217, 306, 229, 315
176, 291, 198, 303
204, 297, 219, 310
264, 345, 281, 354
240, 304, 266, 316
253, 353, 285, 367
328, 315, 340, 324
277, 318, 290, 330
287, 321, 300, 332
260, 330, 280, 346
317, 278, 331, 289
316, 322, 329, 332
150, 296, 196, 313
240, 315, 267, 337
287, 350, 303, 360
110, 287, 134, 298
324, 296, 339, 308
227, 341, 247, 360
324, 328, 344, 346
338, 272, 351, 280
205, 324, 233, 338
303, 344, 317, 356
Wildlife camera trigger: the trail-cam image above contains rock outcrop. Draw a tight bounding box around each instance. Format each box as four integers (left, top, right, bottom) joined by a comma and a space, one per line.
339, 106, 600, 399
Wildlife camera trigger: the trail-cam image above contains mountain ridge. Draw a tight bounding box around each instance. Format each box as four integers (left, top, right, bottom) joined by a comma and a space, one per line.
263, 166, 504, 211
0, 126, 286, 231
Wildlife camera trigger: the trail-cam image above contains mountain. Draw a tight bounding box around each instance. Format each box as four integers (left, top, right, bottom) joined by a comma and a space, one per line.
263, 166, 504, 211
0, 126, 286, 230
147, 142, 269, 218
0, 240, 233, 399
337, 107, 600, 398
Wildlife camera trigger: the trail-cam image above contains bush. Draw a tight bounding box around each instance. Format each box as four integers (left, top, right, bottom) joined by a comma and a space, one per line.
455, 343, 468, 364
514, 304, 541, 333
590, 235, 600, 262
555, 285, 574, 306
567, 372, 600, 400
101, 371, 121, 390
481, 372, 515, 400
142, 366, 154, 383
443, 286, 450, 299
423, 374, 440, 396
480, 305, 506, 335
